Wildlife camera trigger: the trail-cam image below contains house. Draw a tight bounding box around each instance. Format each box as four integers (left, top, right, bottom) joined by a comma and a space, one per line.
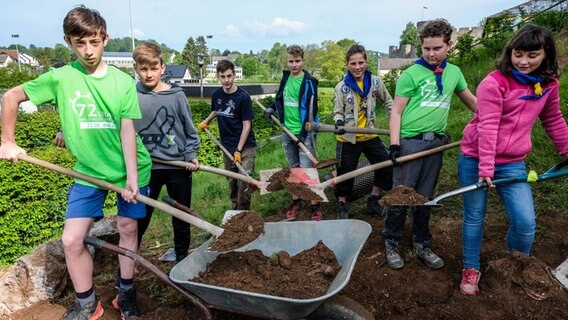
163, 64, 192, 84
102, 52, 134, 71
205, 56, 244, 81
0, 50, 39, 68
378, 58, 415, 76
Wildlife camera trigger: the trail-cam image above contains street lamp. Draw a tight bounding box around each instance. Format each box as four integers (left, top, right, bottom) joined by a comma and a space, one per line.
376, 52, 381, 76
197, 53, 204, 102
206, 35, 213, 65
11, 34, 21, 72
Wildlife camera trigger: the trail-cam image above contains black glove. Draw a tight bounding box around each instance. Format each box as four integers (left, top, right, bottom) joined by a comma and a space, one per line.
335, 120, 346, 135
264, 107, 275, 119
389, 144, 401, 167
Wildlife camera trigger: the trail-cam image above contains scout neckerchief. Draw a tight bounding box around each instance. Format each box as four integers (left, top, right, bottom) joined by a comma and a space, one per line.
415, 57, 446, 95
344, 69, 372, 108
511, 69, 550, 100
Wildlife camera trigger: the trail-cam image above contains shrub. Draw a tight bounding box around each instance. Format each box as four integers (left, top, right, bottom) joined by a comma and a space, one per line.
14, 109, 61, 150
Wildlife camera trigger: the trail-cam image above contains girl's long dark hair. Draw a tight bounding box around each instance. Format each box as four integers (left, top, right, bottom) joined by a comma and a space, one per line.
496, 24, 558, 83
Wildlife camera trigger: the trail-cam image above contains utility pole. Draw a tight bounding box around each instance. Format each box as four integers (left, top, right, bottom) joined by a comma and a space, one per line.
11, 34, 21, 72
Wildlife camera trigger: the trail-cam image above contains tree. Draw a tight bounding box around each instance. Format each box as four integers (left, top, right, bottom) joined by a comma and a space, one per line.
180, 37, 197, 78
221, 49, 231, 56
241, 54, 261, 78
336, 38, 356, 52
303, 43, 321, 76
32, 47, 55, 69
319, 41, 344, 81
54, 44, 72, 64
267, 42, 287, 79
400, 22, 419, 47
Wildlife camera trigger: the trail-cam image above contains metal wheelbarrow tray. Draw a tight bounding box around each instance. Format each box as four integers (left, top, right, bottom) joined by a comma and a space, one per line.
170, 219, 372, 320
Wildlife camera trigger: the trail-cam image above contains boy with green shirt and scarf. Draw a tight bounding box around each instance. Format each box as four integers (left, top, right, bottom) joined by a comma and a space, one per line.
383, 19, 476, 270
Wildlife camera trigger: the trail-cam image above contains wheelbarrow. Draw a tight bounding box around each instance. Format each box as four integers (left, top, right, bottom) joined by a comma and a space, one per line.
170, 216, 374, 320
419, 159, 568, 206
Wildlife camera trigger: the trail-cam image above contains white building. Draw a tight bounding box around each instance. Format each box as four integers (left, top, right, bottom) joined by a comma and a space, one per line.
102, 52, 134, 71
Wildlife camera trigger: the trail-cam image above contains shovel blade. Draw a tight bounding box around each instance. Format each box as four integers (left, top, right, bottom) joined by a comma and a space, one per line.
259, 167, 328, 202
552, 257, 568, 289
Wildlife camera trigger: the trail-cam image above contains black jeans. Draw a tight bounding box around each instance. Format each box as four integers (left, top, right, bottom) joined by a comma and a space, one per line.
138, 169, 192, 258
335, 137, 392, 197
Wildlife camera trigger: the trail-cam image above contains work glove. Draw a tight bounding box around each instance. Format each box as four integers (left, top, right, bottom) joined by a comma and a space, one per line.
198, 121, 208, 131
233, 150, 242, 164
389, 144, 401, 167
264, 107, 275, 119
335, 120, 346, 135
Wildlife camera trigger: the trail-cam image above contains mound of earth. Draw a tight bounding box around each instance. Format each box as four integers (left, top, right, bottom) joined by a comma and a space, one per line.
10, 205, 568, 320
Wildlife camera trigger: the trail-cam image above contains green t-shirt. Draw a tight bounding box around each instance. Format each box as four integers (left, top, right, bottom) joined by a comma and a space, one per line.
395, 63, 467, 138
283, 75, 304, 135
23, 61, 151, 188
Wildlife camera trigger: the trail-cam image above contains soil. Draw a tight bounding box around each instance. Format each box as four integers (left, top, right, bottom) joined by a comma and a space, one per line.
192, 241, 340, 299
10, 205, 568, 320
207, 211, 264, 252
266, 168, 323, 201
379, 185, 429, 206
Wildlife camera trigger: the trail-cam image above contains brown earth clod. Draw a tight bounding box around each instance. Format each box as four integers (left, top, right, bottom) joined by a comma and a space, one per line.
208, 211, 265, 252
379, 185, 429, 206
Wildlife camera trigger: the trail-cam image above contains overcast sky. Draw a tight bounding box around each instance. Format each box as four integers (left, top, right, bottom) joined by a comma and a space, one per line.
2, 0, 524, 53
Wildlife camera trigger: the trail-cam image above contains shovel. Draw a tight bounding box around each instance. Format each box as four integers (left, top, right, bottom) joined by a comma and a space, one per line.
286, 141, 462, 201
420, 159, 568, 206
152, 158, 272, 194
552, 257, 568, 289
305, 121, 390, 136
202, 127, 251, 177
13, 154, 272, 253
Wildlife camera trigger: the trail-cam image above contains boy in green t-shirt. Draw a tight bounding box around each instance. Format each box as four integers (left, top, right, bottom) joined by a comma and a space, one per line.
264, 45, 323, 221
382, 19, 476, 270
0, 6, 151, 320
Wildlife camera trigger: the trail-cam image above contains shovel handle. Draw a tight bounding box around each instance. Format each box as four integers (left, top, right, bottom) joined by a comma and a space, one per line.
152, 158, 262, 188
322, 141, 461, 188
202, 128, 250, 177
18, 154, 224, 237
254, 99, 319, 166
305, 122, 390, 136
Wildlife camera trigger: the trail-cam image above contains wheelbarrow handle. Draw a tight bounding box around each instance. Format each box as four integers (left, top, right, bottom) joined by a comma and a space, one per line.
254, 99, 319, 166
83, 236, 213, 320
17, 154, 224, 237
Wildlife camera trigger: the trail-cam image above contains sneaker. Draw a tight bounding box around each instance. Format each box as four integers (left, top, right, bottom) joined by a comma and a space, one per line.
336, 202, 349, 219
366, 197, 386, 216
460, 268, 481, 295
385, 240, 404, 269
413, 241, 445, 269
311, 205, 324, 221
112, 288, 141, 319
64, 296, 104, 320
284, 200, 302, 219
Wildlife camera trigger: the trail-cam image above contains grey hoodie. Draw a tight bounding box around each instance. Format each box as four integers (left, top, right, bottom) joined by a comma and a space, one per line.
134, 82, 200, 170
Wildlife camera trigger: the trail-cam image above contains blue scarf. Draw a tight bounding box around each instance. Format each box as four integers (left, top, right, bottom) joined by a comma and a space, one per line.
415, 57, 446, 95
344, 70, 372, 100
511, 69, 550, 100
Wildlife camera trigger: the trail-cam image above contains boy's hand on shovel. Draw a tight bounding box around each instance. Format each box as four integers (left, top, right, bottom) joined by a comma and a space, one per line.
121, 178, 139, 203
0, 142, 27, 163
185, 158, 199, 171
234, 150, 242, 164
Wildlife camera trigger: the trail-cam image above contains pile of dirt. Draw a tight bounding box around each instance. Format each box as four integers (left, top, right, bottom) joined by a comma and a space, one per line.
265, 168, 322, 201
379, 185, 429, 206
208, 211, 264, 252
193, 240, 340, 299
10, 208, 568, 320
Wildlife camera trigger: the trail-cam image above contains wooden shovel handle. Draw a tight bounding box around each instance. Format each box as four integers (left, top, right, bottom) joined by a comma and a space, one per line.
254, 99, 319, 166
323, 141, 461, 187
18, 154, 224, 236
305, 122, 390, 136
202, 128, 250, 177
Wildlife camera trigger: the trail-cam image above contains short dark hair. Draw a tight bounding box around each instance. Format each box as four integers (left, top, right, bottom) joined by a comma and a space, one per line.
216, 60, 235, 74
496, 24, 558, 82
63, 5, 107, 39
287, 45, 304, 58
133, 42, 164, 66
346, 44, 367, 63
419, 19, 453, 44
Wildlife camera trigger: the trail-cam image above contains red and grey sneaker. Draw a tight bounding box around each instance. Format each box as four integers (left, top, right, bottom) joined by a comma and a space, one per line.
63, 296, 104, 320
311, 205, 324, 221
284, 199, 302, 219
460, 268, 481, 295
112, 288, 142, 319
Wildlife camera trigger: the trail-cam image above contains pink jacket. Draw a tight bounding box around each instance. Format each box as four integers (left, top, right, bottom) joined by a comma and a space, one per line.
461, 70, 568, 178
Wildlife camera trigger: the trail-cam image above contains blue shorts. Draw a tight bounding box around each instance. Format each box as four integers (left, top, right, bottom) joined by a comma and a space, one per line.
66, 183, 149, 220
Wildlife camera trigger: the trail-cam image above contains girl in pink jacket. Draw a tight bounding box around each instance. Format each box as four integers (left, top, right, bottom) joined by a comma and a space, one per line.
458, 24, 568, 295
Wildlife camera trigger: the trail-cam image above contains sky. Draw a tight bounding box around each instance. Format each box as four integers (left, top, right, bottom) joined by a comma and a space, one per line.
1, 0, 525, 54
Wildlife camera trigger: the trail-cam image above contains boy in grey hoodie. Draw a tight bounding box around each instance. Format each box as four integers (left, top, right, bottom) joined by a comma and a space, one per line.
133, 42, 200, 262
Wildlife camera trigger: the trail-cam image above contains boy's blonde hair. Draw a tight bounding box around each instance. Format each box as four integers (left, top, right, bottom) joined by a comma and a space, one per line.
63, 5, 107, 39
133, 42, 164, 66
287, 45, 304, 58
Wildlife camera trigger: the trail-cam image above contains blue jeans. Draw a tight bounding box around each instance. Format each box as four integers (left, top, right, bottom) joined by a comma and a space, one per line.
282, 133, 316, 168
459, 154, 536, 270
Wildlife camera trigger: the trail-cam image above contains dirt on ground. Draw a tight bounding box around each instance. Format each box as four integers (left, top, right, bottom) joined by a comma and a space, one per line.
10, 201, 568, 320
379, 185, 429, 206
